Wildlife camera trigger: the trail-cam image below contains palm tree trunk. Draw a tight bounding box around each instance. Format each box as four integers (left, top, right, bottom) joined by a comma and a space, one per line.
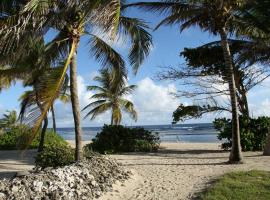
34, 87, 47, 152
263, 128, 270, 156
111, 113, 114, 125
38, 117, 48, 152
70, 38, 83, 161
36, 102, 47, 152
219, 28, 243, 164
51, 104, 57, 133
242, 91, 249, 118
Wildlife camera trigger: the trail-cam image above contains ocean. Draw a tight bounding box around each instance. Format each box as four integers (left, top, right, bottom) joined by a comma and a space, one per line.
57, 123, 221, 143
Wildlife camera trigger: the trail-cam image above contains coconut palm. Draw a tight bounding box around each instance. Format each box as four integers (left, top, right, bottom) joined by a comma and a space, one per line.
1, 0, 152, 160
124, 0, 262, 163
83, 69, 137, 125
0, 110, 18, 130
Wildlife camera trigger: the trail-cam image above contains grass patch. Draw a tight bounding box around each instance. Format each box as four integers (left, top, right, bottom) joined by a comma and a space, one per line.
200, 170, 270, 200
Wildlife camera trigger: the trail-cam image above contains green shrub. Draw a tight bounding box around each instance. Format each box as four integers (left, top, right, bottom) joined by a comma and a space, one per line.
35, 143, 74, 168
214, 116, 270, 151
0, 125, 31, 150
0, 125, 67, 150
88, 125, 160, 154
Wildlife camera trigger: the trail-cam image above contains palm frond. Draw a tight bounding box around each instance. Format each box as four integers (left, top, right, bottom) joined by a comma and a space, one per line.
20, 40, 77, 149
119, 99, 137, 121
88, 34, 126, 77
84, 102, 112, 120
82, 100, 107, 114
119, 16, 152, 73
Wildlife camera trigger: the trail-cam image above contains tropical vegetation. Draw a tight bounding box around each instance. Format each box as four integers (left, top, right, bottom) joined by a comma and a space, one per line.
0, 126, 67, 150
86, 125, 160, 154
214, 116, 270, 151
35, 143, 74, 168
83, 69, 137, 125
0, 0, 152, 161
0, 110, 18, 132
126, 0, 270, 163
0, 0, 269, 168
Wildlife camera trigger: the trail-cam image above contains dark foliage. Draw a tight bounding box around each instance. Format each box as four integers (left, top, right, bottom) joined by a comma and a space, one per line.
35, 143, 74, 168
214, 116, 270, 151
87, 125, 160, 154
173, 104, 226, 124
0, 125, 67, 150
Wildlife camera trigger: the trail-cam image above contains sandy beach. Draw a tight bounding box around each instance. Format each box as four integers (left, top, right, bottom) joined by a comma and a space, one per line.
1, 142, 270, 200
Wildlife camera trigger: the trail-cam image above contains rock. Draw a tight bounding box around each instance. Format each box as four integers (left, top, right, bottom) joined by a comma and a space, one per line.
11, 185, 19, 193
0, 156, 130, 200
15, 171, 30, 177
0, 192, 6, 199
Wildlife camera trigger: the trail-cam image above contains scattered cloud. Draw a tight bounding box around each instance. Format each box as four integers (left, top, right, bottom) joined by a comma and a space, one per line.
51, 76, 180, 127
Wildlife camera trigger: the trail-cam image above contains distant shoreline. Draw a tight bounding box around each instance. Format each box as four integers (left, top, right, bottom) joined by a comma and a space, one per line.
65, 140, 223, 149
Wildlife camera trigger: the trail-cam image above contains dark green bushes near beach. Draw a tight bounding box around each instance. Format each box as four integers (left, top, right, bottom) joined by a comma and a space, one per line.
86, 125, 160, 154
35, 144, 74, 168
0, 125, 67, 150
214, 116, 270, 151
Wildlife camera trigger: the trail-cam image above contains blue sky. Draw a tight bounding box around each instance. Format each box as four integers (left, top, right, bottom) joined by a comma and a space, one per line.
0, 5, 270, 127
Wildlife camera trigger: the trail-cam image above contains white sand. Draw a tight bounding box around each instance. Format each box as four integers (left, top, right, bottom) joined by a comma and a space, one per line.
99, 143, 270, 200
1, 142, 270, 200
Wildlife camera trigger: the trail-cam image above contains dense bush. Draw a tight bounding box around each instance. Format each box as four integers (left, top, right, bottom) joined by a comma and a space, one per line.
0, 125, 67, 150
214, 116, 270, 151
0, 125, 30, 150
35, 143, 74, 168
87, 125, 160, 154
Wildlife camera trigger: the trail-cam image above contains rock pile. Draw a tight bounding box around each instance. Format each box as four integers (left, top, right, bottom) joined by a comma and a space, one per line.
0, 156, 130, 200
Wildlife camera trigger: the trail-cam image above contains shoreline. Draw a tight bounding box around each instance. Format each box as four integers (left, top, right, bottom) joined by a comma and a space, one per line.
65, 140, 223, 148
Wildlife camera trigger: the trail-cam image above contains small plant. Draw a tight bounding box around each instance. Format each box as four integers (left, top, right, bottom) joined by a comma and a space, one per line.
35, 144, 74, 168
87, 125, 160, 154
214, 116, 270, 151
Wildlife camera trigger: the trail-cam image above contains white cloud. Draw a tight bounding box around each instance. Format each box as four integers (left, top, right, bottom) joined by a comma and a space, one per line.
122, 78, 180, 125
249, 98, 270, 117
51, 76, 180, 127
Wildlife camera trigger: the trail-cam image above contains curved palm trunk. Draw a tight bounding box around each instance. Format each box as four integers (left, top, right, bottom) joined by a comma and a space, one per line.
38, 117, 48, 152
219, 28, 243, 164
35, 87, 47, 152
36, 102, 48, 152
51, 104, 57, 133
70, 38, 83, 161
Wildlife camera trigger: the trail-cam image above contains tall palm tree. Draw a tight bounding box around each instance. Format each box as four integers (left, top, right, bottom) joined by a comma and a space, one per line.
1, 0, 152, 160
125, 0, 260, 163
83, 69, 137, 125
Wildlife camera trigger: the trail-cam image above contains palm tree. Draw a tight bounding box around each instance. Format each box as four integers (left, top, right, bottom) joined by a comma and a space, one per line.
0, 110, 18, 130
19, 71, 70, 152
83, 69, 137, 125
124, 0, 261, 163
1, 0, 152, 160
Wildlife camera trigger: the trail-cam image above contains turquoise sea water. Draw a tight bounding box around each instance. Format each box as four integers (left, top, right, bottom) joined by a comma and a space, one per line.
56, 123, 221, 143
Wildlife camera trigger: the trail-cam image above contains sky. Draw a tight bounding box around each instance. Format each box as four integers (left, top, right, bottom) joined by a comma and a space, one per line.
0, 5, 270, 127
